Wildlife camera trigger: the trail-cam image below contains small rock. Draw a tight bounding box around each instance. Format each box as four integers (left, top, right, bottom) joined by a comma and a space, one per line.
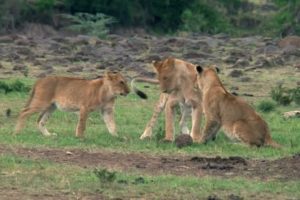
283, 111, 300, 119
232, 58, 250, 68
207, 194, 221, 200
228, 194, 243, 200
0, 35, 13, 43
13, 64, 28, 71
66, 66, 83, 73
278, 35, 300, 48
66, 151, 73, 155
175, 134, 193, 148
239, 77, 251, 82
227, 69, 243, 78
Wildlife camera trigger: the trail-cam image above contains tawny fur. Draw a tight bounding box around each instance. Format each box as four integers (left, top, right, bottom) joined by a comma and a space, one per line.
196, 66, 281, 148
133, 57, 202, 142
15, 72, 130, 137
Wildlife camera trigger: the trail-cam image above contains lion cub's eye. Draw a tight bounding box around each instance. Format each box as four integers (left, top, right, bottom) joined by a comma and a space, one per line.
120, 81, 125, 84
163, 76, 168, 80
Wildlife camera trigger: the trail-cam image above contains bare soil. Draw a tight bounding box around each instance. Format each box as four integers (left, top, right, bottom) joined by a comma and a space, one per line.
0, 145, 299, 181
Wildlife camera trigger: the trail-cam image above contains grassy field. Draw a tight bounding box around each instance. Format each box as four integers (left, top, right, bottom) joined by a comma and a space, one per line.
0, 76, 300, 199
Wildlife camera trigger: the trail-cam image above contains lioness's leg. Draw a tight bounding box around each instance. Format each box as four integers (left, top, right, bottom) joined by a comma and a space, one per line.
102, 107, 117, 136
164, 97, 178, 141
140, 93, 168, 139
200, 119, 221, 144
76, 108, 89, 138
179, 103, 190, 135
37, 104, 56, 136
15, 107, 44, 134
232, 121, 264, 147
190, 104, 203, 142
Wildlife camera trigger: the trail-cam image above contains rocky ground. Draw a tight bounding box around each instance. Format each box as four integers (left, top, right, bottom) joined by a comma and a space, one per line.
0, 24, 300, 82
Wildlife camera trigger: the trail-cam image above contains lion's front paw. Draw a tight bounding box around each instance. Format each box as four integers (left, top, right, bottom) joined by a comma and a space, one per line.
191, 135, 203, 143
140, 128, 152, 140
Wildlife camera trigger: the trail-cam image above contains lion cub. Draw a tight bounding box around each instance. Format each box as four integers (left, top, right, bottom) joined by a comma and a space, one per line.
196, 65, 280, 147
15, 71, 130, 137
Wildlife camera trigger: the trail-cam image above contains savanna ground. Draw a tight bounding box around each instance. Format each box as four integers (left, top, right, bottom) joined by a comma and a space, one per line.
0, 27, 300, 199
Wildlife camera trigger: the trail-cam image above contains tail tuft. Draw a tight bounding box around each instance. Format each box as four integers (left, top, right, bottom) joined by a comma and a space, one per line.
135, 89, 148, 99
266, 139, 282, 148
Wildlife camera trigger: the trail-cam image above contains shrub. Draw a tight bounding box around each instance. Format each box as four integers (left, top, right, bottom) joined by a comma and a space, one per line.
270, 84, 293, 106
93, 168, 116, 184
257, 100, 276, 113
64, 12, 116, 38
0, 0, 27, 33
0, 80, 30, 94
270, 83, 299, 106
180, 1, 230, 34
290, 87, 300, 105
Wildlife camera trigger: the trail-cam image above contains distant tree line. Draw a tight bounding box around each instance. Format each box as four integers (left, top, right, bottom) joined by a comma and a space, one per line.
0, 0, 299, 36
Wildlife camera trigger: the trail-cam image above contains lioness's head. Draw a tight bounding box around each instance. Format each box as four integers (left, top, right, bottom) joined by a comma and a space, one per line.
152, 57, 179, 93
104, 71, 130, 96
196, 65, 220, 90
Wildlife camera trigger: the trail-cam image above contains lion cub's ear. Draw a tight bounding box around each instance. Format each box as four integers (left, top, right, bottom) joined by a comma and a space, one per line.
152, 60, 163, 72
104, 71, 116, 80
196, 65, 203, 74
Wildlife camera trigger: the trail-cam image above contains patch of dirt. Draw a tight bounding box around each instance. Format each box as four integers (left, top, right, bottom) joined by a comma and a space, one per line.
0, 188, 105, 200
0, 145, 299, 181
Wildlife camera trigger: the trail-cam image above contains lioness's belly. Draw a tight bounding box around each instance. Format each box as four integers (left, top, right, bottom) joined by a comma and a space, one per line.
54, 102, 80, 112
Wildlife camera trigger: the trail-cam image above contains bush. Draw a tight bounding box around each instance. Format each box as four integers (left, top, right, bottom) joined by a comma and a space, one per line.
0, 0, 27, 33
64, 12, 116, 38
261, 0, 300, 36
180, 1, 231, 34
290, 87, 300, 105
93, 168, 116, 184
257, 100, 276, 113
270, 83, 297, 106
0, 80, 30, 94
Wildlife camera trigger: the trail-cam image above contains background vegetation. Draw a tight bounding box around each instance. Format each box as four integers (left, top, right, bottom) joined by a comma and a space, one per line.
0, 0, 300, 36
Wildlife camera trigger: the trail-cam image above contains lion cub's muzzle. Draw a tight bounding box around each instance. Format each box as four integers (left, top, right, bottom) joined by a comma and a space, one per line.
120, 90, 130, 96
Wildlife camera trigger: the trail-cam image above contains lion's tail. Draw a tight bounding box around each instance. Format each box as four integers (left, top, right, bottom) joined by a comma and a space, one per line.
265, 135, 282, 148
130, 77, 159, 99
24, 86, 36, 108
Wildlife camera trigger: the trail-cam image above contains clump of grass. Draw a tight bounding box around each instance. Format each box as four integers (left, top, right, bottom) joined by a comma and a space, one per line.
270, 83, 293, 106
0, 80, 30, 94
257, 100, 276, 113
290, 87, 300, 105
93, 168, 116, 184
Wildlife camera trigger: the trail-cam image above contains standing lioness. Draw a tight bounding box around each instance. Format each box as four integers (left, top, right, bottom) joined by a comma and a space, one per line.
196, 65, 281, 147
15, 71, 130, 137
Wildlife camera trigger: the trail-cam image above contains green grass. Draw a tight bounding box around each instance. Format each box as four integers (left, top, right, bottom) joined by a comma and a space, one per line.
0, 79, 300, 159
0, 154, 299, 200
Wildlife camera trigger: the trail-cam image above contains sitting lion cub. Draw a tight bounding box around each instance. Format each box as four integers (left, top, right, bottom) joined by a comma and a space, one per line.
15, 71, 130, 137
196, 65, 280, 147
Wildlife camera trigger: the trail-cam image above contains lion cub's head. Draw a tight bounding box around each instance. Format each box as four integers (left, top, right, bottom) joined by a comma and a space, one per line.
104, 71, 130, 96
196, 65, 220, 90
152, 57, 179, 93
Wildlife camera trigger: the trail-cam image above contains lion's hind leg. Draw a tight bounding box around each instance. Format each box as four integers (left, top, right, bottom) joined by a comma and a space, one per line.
231, 120, 264, 147
200, 120, 221, 144
140, 93, 168, 140
37, 104, 57, 136
15, 106, 44, 134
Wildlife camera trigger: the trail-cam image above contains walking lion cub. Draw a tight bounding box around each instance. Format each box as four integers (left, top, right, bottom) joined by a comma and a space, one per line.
15, 71, 130, 137
196, 65, 280, 147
